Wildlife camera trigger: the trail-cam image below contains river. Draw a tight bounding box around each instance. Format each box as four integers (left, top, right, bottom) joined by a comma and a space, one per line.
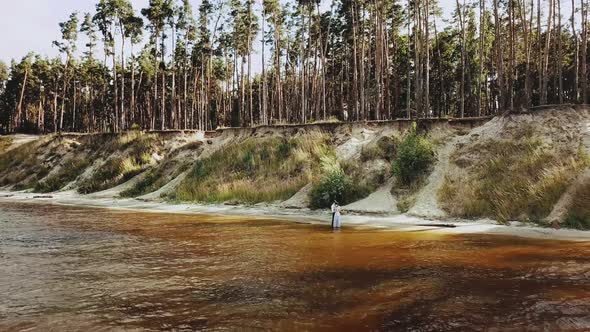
1, 202, 590, 331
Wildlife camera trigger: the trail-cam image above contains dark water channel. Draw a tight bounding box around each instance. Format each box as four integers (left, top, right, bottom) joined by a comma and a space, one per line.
1, 202, 590, 331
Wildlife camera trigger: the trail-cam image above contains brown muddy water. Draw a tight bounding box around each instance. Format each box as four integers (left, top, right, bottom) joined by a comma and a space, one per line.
1, 202, 590, 331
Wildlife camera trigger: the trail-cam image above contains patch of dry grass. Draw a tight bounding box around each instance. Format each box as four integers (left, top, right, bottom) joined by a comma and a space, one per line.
120, 158, 193, 198
0, 136, 13, 153
120, 139, 204, 198
340, 158, 389, 200
173, 132, 334, 204
35, 157, 90, 193
439, 137, 588, 223
394, 177, 428, 213
0, 138, 54, 188
0, 132, 164, 193
359, 136, 399, 162
77, 133, 160, 194
78, 156, 145, 194
0, 140, 38, 175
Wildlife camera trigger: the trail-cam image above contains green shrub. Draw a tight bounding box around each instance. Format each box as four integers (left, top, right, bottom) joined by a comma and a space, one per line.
392, 125, 436, 186
309, 169, 358, 209
308, 155, 371, 209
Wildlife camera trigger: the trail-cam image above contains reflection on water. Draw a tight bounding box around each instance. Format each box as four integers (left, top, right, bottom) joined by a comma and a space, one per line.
1, 202, 590, 331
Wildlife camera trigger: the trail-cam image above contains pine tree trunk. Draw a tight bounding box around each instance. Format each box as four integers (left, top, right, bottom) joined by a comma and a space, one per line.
131, 45, 136, 128
479, 0, 486, 115
15, 68, 28, 132
276, 35, 282, 123
572, 0, 580, 102
425, 0, 430, 117
171, 24, 177, 129
161, 30, 166, 130
53, 87, 58, 133
183, 66, 188, 129
247, 0, 254, 127
541, 0, 554, 104
60, 57, 70, 132
300, 6, 306, 123
112, 29, 119, 132
407, 0, 412, 118
153, 33, 159, 130
457, 0, 466, 117
557, 0, 563, 103
240, 56, 245, 127
537, 0, 542, 105
120, 25, 126, 130
582, 0, 588, 103
509, 0, 515, 109
415, 0, 422, 117
494, 0, 504, 112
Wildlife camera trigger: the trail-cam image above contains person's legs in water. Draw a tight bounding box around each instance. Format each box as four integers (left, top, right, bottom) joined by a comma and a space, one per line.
334, 213, 341, 229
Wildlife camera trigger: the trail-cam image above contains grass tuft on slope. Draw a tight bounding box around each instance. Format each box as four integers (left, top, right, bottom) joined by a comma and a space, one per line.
35, 157, 90, 193
77, 133, 160, 194
439, 137, 588, 224
172, 132, 333, 204
0, 136, 13, 153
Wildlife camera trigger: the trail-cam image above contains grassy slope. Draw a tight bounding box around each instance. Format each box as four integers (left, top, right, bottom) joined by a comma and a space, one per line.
119, 142, 203, 198
77, 132, 162, 194
354, 135, 398, 187
0, 132, 164, 194
439, 132, 588, 223
309, 135, 399, 209
0, 138, 53, 189
35, 157, 90, 193
172, 132, 334, 204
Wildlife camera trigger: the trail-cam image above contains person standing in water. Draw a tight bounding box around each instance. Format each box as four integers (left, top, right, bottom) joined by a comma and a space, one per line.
330, 201, 337, 228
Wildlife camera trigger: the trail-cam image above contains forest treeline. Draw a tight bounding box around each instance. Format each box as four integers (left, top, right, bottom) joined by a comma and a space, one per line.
0, 0, 586, 133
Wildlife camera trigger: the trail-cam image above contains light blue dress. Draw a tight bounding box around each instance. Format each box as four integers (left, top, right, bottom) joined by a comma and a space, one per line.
333, 207, 342, 229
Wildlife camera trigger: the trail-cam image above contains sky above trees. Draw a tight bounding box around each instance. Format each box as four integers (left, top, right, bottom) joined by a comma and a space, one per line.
0, 0, 461, 65
1, 0, 150, 63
